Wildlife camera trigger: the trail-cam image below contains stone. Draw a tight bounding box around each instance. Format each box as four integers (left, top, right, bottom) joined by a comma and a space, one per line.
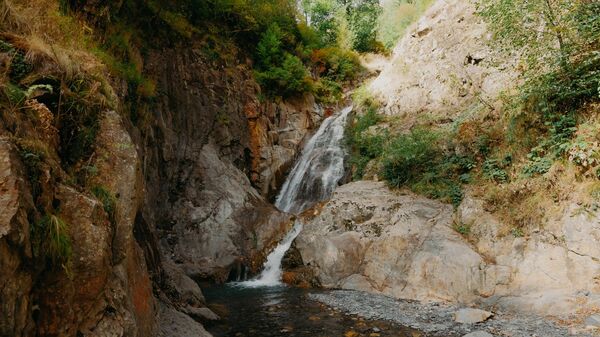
585, 314, 600, 328
185, 306, 220, 322
462, 331, 494, 337
454, 308, 493, 324
296, 181, 506, 303
158, 304, 213, 337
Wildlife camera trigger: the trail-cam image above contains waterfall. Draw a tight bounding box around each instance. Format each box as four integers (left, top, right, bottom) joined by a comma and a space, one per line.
275, 105, 353, 214
238, 106, 352, 287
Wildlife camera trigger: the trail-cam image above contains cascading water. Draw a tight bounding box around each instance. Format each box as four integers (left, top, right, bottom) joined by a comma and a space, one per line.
238, 106, 353, 287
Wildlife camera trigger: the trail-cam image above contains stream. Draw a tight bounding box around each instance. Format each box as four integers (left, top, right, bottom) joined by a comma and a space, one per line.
204, 285, 425, 337
204, 106, 431, 337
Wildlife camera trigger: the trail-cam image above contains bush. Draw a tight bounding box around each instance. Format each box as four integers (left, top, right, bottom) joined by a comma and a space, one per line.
254, 24, 312, 96
483, 158, 509, 183
0, 40, 32, 82
310, 47, 361, 82
255, 53, 312, 97
346, 104, 384, 179
382, 128, 440, 187
381, 127, 475, 206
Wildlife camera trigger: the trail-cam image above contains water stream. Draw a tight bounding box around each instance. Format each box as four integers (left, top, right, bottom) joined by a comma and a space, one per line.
239, 105, 352, 287
205, 106, 426, 337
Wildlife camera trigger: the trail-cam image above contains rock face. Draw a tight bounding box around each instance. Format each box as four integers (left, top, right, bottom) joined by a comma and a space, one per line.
457, 193, 600, 316
370, 0, 517, 117
139, 46, 320, 283
296, 181, 509, 303
0, 139, 33, 337
297, 180, 600, 318
0, 35, 321, 336
0, 110, 155, 336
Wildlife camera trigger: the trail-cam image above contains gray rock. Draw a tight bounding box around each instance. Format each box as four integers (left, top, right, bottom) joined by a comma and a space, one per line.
585, 314, 600, 327
454, 308, 493, 324
185, 306, 220, 322
463, 331, 493, 337
158, 304, 213, 337
296, 181, 508, 303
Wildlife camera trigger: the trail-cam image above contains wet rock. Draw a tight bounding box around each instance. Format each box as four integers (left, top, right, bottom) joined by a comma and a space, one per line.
158, 304, 213, 337
454, 308, 493, 324
185, 307, 220, 322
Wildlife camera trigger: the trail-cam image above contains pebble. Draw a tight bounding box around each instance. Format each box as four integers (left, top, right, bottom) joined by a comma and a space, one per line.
308, 290, 586, 337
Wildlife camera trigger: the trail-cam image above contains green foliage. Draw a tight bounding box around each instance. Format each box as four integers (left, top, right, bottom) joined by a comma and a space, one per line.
254, 23, 313, 96
2, 83, 26, 106
17, 142, 46, 202
482, 157, 509, 183
346, 105, 384, 179
91, 185, 117, 225
348, 0, 382, 52
311, 47, 361, 82
56, 75, 112, 167
0, 40, 33, 82
381, 127, 474, 206
480, 0, 600, 179
522, 115, 577, 176
31, 214, 73, 274
301, 0, 384, 53
378, 0, 434, 49
511, 227, 524, 238
453, 221, 471, 236
382, 128, 440, 187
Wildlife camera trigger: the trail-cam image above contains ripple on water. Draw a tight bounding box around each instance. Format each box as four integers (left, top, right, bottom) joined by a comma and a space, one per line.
203, 285, 427, 337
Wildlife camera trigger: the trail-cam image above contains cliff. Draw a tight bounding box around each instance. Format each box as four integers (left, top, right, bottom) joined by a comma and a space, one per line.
0, 1, 324, 336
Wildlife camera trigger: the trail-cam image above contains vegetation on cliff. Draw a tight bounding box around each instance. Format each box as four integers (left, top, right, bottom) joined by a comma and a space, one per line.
347, 0, 600, 230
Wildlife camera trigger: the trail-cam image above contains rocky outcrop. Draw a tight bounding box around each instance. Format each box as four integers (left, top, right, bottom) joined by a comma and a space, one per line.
0, 139, 33, 337
457, 193, 600, 316
370, 0, 517, 118
297, 180, 600, 318
138, 46, 319, 283
296, 181, 509, 303
0, 109, 156, 336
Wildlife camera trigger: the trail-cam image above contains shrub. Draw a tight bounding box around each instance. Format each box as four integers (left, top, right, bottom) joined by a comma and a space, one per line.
382, 128, 440, 187
255, 53, 312, 97
16, 140, 48, 203
310, 47, 361, 82
0, 39, 32, 82
31, 214, 72, 273
483, 158, 509, 183
57, 76, 110, 167
346, 104, 384, 179
381, 127, 475, 206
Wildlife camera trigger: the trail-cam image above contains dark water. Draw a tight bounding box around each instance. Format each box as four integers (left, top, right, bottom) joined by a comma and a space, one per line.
204, 285, 424, 337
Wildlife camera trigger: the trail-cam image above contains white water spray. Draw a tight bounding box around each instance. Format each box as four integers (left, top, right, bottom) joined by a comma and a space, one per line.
238, 106, 352, 287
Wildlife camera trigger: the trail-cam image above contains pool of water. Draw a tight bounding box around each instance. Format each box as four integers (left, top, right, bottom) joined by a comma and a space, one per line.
203, 284, 425, 337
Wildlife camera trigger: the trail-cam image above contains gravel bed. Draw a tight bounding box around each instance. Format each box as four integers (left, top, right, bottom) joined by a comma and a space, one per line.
309, 290, 591, 337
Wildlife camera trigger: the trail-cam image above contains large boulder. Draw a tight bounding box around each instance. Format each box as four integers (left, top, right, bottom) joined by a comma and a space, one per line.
296, 181, 509, 303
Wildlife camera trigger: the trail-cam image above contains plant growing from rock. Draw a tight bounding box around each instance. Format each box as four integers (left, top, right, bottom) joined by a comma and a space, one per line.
31, 214, 73, 274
